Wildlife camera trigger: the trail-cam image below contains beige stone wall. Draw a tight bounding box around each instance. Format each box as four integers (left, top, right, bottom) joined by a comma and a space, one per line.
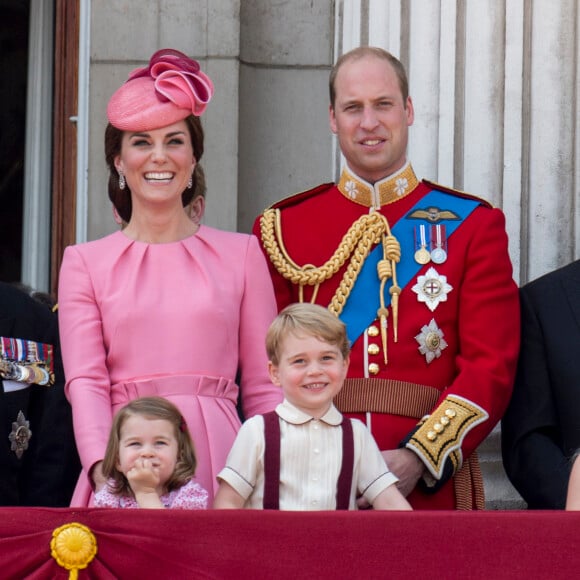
237, 0, 334, 232
86, 0, 336, 239
87, 0, 242, 239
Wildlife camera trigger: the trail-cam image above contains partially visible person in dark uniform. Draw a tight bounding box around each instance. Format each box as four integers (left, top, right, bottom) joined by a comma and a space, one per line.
0, 282, 80, 506
502, 259, 580, 509
253, 46, 520, 509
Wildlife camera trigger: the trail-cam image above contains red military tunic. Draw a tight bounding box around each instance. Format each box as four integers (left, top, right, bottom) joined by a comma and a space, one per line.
253, 163, 520, 509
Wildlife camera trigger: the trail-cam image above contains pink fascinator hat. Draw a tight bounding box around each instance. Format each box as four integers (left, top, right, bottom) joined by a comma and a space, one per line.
107, 48, 214, 131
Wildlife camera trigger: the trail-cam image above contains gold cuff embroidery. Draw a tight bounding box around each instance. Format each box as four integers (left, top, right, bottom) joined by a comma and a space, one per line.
406, 395, 488, 480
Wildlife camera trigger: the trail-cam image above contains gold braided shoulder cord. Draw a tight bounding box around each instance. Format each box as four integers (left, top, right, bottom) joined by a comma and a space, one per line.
260, 208, 401, 359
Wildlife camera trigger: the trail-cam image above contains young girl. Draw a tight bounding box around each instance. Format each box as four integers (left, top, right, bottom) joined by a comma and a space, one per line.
94, 397, 208, 509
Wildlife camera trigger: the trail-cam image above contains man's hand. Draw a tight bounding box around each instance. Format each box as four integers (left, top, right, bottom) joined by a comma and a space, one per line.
356, 447, 426, 508
382, 448, 426, 497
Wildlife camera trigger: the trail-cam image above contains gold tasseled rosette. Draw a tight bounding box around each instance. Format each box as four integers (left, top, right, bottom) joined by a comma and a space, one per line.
51, 522, 97, 579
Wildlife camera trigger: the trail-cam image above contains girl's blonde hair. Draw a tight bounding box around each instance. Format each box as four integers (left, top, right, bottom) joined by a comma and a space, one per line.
102, 396, 197, 497
266, 302, 350, 365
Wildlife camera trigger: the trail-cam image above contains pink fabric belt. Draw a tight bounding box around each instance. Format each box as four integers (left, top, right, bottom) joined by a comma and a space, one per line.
110, 374, 239, 407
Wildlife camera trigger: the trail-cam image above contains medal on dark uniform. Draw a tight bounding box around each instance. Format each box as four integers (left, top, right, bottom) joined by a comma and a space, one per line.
0, 337, 54, 386
430, 224, 448, 264
414, 224, 431, 265
9, 411, 32, 458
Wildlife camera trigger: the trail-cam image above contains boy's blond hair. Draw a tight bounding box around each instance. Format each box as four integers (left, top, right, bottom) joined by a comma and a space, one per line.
266, 303, 350, 365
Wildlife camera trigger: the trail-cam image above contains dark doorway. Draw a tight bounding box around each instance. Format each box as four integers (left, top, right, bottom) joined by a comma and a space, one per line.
0, 1, 29, 283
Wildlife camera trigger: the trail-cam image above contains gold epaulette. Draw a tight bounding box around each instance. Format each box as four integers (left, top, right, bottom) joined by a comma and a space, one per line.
405, 395, 489, 480
422, 179, 493, 209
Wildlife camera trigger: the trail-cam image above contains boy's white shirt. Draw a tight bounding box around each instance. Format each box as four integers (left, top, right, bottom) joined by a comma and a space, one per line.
217, 398, 398, 510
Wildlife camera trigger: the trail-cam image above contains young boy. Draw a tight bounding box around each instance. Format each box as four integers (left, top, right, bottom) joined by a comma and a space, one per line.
213, 303, 411, 510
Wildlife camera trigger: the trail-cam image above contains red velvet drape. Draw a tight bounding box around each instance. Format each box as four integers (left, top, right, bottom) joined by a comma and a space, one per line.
0, 508, 578, 579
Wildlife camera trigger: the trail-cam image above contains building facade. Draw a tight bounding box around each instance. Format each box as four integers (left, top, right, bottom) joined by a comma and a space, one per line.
5, 0, 580, 507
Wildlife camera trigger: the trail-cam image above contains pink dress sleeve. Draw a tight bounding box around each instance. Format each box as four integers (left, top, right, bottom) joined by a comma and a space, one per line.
94, 485, 121, 508
238, 236, 283, 419
58, 245, 114, 473
168, 480, 209, 510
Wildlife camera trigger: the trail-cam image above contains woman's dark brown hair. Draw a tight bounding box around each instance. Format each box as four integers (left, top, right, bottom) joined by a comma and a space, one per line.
105, 115, 204, 223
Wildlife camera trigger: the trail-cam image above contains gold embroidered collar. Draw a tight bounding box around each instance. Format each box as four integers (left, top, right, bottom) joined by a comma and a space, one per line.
337, 163, 419, 208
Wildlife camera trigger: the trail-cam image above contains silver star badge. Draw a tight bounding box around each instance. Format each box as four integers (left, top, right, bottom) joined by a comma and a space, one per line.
412, 267, 453, 312
415, 319, 448, 364
9, 411, 32, 458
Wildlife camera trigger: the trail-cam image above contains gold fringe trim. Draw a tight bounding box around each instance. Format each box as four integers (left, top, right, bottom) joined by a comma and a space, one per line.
454, 451, 485, 510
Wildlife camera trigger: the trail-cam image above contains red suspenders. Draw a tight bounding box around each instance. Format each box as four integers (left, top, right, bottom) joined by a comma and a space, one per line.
262, 411, 354, 510
262, 411, 281, 510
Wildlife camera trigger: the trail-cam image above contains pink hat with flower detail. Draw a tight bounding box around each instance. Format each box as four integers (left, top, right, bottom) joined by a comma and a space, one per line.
107, 48, 214, 131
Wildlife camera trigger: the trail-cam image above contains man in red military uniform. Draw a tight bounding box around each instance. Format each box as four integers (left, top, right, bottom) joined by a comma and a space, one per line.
253, 47, 520, 509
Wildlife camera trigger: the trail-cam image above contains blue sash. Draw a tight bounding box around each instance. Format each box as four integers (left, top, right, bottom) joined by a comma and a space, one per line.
339, 189, 480, 344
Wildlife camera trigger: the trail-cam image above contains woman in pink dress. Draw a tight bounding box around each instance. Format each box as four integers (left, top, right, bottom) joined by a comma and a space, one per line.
58, 49, 282, 506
